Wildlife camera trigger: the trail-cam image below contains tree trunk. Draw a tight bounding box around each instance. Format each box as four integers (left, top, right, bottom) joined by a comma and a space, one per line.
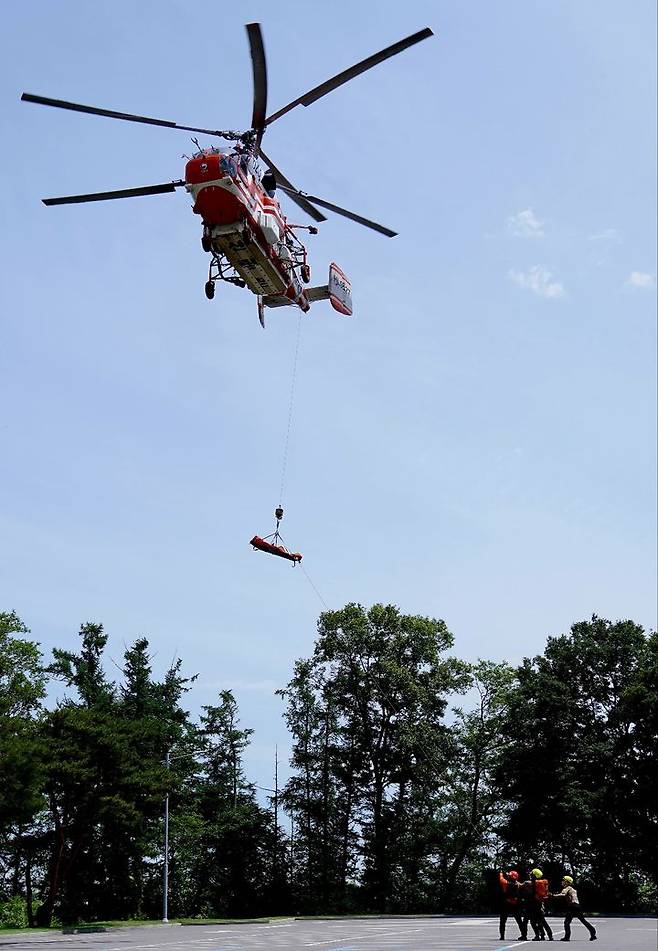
36, 831, 65, 927
26, 850, 35, 928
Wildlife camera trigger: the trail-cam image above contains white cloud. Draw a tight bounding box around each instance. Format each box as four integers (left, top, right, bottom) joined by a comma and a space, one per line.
589, 228, 620, 242
626, 271, 655, 289
507, 207, 544, 238
508, 265, 565, 299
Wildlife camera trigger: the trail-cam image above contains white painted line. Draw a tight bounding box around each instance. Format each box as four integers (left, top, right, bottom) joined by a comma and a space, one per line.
500, 929, 565, 946
304, 928, 422, 946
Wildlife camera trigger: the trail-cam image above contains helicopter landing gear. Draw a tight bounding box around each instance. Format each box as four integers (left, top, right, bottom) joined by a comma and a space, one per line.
205, 254, 219, 300
205, 251, 249, 302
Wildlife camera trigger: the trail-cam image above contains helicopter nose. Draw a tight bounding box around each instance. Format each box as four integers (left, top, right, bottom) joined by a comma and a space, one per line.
185, 152, 222, 184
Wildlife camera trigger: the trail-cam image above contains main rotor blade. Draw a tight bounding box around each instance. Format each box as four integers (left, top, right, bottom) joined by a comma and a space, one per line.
265, 27, 433, 125
21, 93, 228, 137
246, 23, 268, 145
258, 149, 326, 223
277, 185, 396, 237
42, 181, 185, 206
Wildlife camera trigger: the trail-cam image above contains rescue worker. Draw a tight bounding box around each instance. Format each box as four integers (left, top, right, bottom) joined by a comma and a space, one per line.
498, 869, 527, 941
521, 869, 553, 941
551, 875, 597, 942
262, 169, 277, 198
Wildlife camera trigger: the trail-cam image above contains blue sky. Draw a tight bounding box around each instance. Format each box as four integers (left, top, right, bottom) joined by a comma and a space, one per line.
1, 0, 656, 790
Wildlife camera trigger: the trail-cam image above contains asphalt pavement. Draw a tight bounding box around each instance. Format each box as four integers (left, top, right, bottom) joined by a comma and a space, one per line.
0, 917, 656, 951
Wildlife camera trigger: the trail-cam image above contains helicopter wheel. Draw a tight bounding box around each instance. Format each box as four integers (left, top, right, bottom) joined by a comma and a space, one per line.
204, 280, 215, 300
201, 233, 212, 253
301, 264, 311, 284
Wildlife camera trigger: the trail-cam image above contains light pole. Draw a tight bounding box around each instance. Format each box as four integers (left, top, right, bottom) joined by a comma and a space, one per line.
162, 740, 211, 924
162, 749, 170, 923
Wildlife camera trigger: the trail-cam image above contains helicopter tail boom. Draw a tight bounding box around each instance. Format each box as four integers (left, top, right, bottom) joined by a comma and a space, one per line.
305, 263, 352, 315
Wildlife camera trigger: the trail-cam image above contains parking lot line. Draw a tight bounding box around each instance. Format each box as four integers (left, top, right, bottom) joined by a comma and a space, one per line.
304, 928, 422, 946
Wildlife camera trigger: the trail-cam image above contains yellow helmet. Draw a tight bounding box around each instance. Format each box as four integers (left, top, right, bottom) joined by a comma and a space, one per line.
531, 868, 543, 878
562, 875, 574, 884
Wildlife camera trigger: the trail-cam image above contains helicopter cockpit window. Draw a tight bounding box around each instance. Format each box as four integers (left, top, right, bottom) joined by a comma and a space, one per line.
238, 154, 259, 178
220, 155, 237, 176
262, 170, 277, 197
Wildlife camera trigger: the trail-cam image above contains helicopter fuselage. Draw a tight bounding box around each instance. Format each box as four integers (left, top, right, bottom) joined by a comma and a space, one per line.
185, 148, 311, 310
23, 21, 431, 322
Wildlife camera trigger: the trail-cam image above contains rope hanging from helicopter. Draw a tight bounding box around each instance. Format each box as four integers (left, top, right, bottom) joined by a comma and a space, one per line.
279, 311, 303, 508
275, 316, 333, 609
249, 312, 304, 565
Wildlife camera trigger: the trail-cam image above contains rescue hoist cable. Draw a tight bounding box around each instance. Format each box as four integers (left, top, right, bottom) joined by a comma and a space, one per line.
250, 313, 304, 565
279, 311, 303, 507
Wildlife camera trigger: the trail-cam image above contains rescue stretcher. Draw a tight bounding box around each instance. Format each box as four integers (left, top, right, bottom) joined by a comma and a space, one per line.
250, 534, 302, 564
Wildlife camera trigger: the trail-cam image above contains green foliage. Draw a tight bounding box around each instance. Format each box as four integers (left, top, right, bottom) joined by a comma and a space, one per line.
49, 622, 113, 708
433, 660, 517, 909
0, 611, 46, 719
165, 690, 285, 919
29, 625, 197, 926
0, 607, 655, 925
636, 878, 658, 914
279, 603, 470, 913
496, 616, 657, 911
0, 610, 47, 872
0, 896, 29, 928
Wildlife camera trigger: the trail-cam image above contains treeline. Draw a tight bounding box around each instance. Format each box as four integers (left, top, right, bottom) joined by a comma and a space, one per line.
0, 606, 655, 926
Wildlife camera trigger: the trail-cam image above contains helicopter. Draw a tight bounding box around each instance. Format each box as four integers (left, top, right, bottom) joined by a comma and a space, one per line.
22, 24, 433, 327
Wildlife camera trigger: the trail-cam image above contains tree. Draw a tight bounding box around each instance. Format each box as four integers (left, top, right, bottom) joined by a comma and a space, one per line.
170, 691, 285, 918
434, 660, 516, 910
278, 658, 346, 912
50, 623, 113, 709
0, 611, 46, 826
496, 616, 657, 910
2, 604, 654, 924
280, 603, 469, 912
0, 612, 47, 926
35, 625, 195, 925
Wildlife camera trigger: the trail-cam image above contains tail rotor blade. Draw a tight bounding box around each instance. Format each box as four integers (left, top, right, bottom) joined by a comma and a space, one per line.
266, 27, 433, 125
42, 180, 185, 206
246, 23, 268, 145
277, 185, 396, 237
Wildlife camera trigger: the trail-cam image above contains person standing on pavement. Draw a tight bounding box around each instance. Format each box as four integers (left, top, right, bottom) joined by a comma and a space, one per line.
522, 868, 553, 941
498, 869, 527, 941
550, 875, 597, 942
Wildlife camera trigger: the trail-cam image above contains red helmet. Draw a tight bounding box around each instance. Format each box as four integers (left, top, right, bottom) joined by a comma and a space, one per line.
507, 870, 519, 880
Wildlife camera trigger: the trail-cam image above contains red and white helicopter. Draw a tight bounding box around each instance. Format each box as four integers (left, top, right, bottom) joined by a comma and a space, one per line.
22, 24, 432, 327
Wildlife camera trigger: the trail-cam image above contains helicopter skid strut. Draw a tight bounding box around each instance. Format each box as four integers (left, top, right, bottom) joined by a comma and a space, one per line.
205, 252, 246, 300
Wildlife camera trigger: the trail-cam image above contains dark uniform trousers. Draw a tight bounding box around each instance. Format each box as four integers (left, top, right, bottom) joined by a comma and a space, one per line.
564, 905, 596, 940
